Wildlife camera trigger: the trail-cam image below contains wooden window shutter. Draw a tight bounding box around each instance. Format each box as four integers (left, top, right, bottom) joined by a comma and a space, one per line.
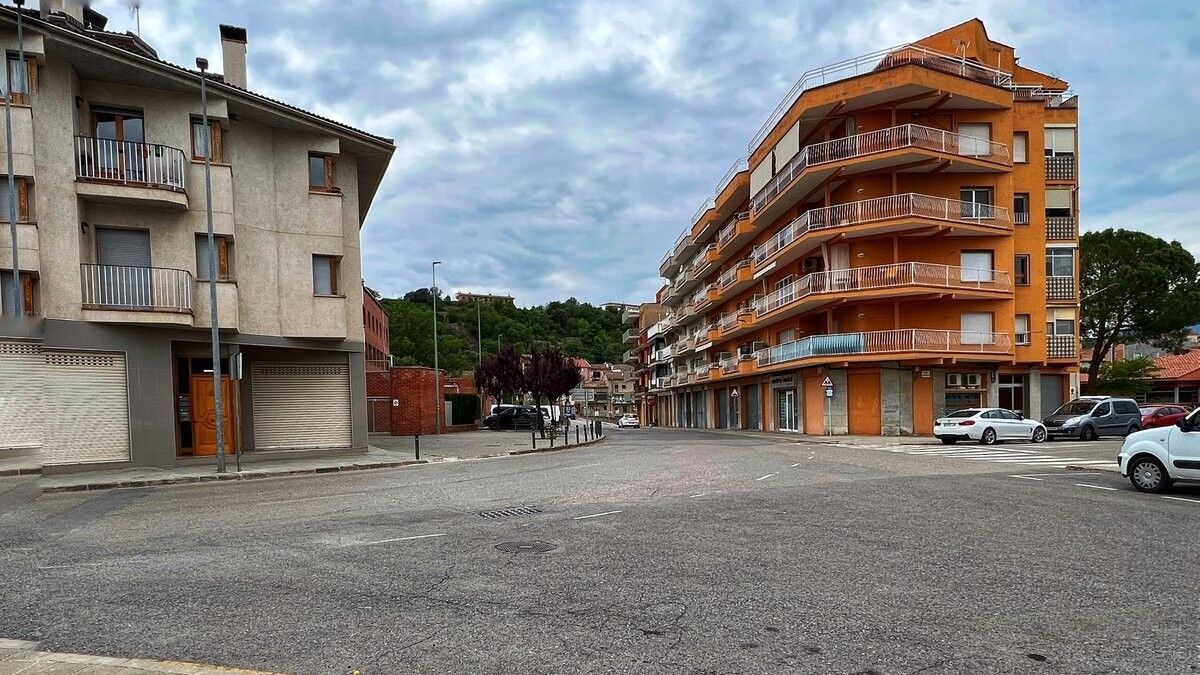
20, 272, 33, 315
212, 123, 223, 164
24, 56, 36, 93
329, 257, 340, 295
216, 237, 229, 280
16, 179, 28, 221
324, 155, 336, 190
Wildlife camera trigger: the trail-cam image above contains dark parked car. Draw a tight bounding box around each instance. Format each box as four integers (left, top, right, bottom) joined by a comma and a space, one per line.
483, 406, 544, 431
1042, 397, 1142, 440
1139, 404, 1191, 429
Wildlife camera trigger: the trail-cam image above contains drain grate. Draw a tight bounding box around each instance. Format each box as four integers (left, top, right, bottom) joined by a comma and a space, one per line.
478, 506, 542, 519
495, 540, 557, 554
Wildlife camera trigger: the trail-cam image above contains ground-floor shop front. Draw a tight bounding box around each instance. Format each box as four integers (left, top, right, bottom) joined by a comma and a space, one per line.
0, 320, 368, 472
656, 363, 1078, 436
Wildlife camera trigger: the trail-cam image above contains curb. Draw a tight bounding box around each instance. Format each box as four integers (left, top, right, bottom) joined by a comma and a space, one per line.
508, 434, 607, 456
0, 466, 42, 477
1065, 463, 1120, 474
41, 459, 428, 494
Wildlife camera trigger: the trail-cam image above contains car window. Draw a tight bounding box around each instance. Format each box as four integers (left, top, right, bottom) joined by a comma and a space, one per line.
1167, 407, 1184, 415
1002, 410, 1021, 420
946, 409, 980, 418
1055, 401, 1097, 415
1139, 406, 1159, 415
1094, 403, 1110, 416
1114, 401, 1139, 415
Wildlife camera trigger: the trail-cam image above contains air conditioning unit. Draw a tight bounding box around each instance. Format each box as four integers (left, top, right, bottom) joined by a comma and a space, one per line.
965, 373, 983, 388
946, 374, 963, 387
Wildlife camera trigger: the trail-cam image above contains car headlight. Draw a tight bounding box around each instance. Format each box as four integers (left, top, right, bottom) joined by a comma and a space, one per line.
1063, 416, 1082, 427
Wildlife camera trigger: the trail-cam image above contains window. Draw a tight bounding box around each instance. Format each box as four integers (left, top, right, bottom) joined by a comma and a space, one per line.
960, 312, 994, 345
1114, 401, 1140, 415
959, 187, 993, 219
1046, 318, 1076, 336
1014, 254, 1030, 286
312, 254, 340, 295
1094, 402, 1111, 417
1015, 315, 1031, 345
309, 153, 337, 192
1014, 193, 1029, 224
1013, 132, 1028, 163
3, 53, 35, 104
191, 118, 223, 162
957, 123, 991, 156
0, 177, 31, 221
1045, 189, 1072, 217
195, 235, 233, 281
0, 270, 34, 316
959, 250, 994, 282
1044, 127, 1076, 157
1046, 247, 1074, 277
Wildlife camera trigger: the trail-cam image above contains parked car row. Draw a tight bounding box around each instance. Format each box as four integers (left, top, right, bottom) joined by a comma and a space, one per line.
935, 396, 1196, 446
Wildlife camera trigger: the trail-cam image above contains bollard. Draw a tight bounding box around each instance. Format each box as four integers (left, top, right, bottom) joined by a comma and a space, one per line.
415, 434, 420, 460
531, 430, 536, 450
576, 427, 579, 444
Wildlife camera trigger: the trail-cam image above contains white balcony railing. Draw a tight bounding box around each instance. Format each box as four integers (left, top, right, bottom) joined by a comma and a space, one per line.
692, 244, 718, 271
753, 262, 1012, 317
717, 259, 752, 289
74, 136, 187, 191
80, 264, 194, 313
751, 193, 1011, 267
755, 329, 1012, 367
691, 196, 716, 226
751, 124, 1010, 213
749, 44, 1013, 152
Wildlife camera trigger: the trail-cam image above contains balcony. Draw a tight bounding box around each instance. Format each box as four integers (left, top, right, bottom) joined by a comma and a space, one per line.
751, 124, 1011, 223
716, 211, 755, 257
752, 194, 1012, 274
1046, 155, 1076, 181
74, 136, 189, 209
1047, 334, 1078, 359
1047, 276, 1076, 301
622, 307, 639, 324
715, 259, 755, 301
755, 329, 1013, 370
623, 328, 639, 344
1046, 216, 1077, 241
623, 349, 638, 364
753, 262, 1013, 325
692, 243, 721, 279
80, 264, 194, 324
1014, 212, 1030, 225
750, 43, 1013, 154
671, 268, 703, 299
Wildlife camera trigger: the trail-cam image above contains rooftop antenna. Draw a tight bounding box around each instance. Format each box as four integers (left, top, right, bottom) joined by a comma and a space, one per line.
952, 38, 970, 75
123, 0, 141, 36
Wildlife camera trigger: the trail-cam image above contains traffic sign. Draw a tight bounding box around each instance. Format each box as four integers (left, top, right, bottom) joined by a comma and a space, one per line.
824, 387, 834, 399
731, 388, 740, 398
821, 376, 834, 388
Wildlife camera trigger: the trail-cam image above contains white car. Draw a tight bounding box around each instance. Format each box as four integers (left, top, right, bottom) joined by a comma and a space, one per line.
1119, 408, 1200, 493
617, 414, 640, 428
934, 408, 1048, 445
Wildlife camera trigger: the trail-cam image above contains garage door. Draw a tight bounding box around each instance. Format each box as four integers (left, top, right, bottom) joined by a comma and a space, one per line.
0, 341, 43, 451
251, 362, 351, 450
42, 350, 130, 465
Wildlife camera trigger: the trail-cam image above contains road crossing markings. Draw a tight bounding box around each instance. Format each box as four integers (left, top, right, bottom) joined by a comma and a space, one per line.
1075, 484, 1118, 491
573, 510, 623, 520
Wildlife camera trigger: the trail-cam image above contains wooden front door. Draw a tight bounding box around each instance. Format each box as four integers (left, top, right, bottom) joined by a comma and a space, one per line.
191, 375, 236, 456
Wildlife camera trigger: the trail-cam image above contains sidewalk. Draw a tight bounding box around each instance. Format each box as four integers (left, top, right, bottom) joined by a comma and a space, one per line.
0, 638, 272, 674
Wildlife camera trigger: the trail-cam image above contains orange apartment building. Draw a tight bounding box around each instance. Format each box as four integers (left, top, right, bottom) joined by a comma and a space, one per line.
642, 20, 1080, 436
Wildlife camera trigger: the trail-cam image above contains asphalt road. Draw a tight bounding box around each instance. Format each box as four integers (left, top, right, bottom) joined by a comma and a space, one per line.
1, 428, 1197, 674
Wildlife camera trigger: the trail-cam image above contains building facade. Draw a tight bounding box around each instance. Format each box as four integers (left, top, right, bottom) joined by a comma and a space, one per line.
0, 2, 394, 470
363, 285, 390, 368
644, 20, 1080, 435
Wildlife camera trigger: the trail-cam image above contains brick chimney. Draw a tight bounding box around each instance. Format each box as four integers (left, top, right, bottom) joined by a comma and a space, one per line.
219, 24, 247, 89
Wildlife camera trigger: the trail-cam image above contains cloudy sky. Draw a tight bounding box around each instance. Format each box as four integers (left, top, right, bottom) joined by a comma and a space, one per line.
87, 0, 1200, 306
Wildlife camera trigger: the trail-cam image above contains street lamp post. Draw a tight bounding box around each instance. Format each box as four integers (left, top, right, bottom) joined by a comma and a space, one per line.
432, 261, 442, 435
197, 58, 226, 474
476, 301, 482, 366
4, 0, 25, 316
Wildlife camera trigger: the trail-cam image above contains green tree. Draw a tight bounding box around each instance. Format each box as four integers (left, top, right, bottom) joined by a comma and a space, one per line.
1091, 356, 1159, 397
1081, 229, 1200, 384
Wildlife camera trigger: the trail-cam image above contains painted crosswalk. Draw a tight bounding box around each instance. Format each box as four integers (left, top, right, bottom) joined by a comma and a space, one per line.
883, 443, 1117, 470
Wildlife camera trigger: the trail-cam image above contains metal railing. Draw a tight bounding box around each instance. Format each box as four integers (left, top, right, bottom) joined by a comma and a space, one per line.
749, 44, 1013, 152
691, 196, 716, 226
716, 221, 736, 247
715, 157, 749, 195
721, 356, 740, 375
74, 136, 187, 191
717, 259, 752, 289
751, 124, 1011, 213
1047, 276, 1076, 300
755, 329, 1012, 367
1014, 212, 1030, 225
692, 243, 718, 271
1046, 216, 1077, 240
752, 262, 1013, 317
1047, 334, 1077, 359
1046, 154, 1075, 180
752, 193, 1011, 267
1010, 85, 1077, 108
80, 264, 194, 312
623, 328, 638, 342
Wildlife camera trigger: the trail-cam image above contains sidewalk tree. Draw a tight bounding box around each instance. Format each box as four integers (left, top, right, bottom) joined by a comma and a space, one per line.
1081, 228, 1200, 383
1091, 356, 1159, 397
474, 344, 526, 406
524, 345, 581, 434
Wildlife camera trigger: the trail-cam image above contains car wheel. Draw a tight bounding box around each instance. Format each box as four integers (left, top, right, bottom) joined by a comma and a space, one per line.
1128, 456, 1171, 494
940, 438, 958, 445
1080, 425, 1097, 441
1126, 422, 1140, 436
1031, 426, 1047, 443
980, 428, 997, 445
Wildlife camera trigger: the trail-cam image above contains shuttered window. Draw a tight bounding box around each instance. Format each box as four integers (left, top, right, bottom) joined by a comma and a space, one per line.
960, 312, 994, 345
0, 178, 31, 221
96, 228, 151, 267
0, 341, 43, 450
251, 362, 352, 450
42, 350, 131, 465
1044, 127, 1076, 156
1013, 132, 1028, 163
196, 235, 233, 281
313, 255, 340, 295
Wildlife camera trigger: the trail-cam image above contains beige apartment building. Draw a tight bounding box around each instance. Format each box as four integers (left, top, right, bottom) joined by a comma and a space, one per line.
0, 2, 394, 470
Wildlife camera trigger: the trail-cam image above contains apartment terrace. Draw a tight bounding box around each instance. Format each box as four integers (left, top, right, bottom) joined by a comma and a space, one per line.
751, 193, 1013, 275
714, 258, 754, 301
74, 135, 189, 209
753, 329, 1014, 372
750, 124, 1011, 224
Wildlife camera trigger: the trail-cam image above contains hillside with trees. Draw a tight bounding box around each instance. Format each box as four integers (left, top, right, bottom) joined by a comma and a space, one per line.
375, 288, 628, 374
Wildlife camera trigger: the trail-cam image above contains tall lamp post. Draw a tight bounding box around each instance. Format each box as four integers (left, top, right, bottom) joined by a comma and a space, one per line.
476, 301, 482, 366
4, 0, 25, 316
431, 261, 442, 435
197, 58, 226, 473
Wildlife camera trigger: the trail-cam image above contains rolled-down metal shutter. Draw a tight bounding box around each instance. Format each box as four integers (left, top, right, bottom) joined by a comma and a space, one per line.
0, 340, 44, 451
251, 362, 351, 450
42, 350, 130, 465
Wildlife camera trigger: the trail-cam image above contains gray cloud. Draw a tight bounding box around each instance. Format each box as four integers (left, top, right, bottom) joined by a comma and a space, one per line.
90, 0, 1200, 304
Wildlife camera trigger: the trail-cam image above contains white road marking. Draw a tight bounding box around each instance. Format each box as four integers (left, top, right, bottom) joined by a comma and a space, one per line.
1008, 475, 1043, 481
1075, 483, 1118, 491
755, 473, 777, 481
790, 463, 801, 467
1162, 496, 1200, 504
997, 457, 1087, 464
37, 562, 112, 570
260, 491, 366, 506
687, 493, 706, 498
573, 510, 623, 520
354, 533, 448, 546
1065, 460, 1116, 466
552, 461, 607, 471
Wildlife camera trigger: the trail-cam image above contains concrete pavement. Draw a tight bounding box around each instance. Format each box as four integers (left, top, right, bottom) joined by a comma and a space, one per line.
0, 639, 273, 674
2, 427, 1197, 673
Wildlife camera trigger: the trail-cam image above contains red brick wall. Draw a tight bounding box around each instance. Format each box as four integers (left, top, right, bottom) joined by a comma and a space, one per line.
363, 290, 390, 365
387, 366, 479, 436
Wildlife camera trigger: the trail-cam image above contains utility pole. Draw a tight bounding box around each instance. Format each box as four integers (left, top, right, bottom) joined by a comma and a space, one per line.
198, 58, 226, 473
476, 300, 482, 365
432, 262, 442, 435
4, 0, 25, 315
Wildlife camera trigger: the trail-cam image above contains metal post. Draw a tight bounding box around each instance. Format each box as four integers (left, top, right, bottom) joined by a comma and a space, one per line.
576, 427, 579, 444
432, 262, 442, 435
530, 430, 535, 450
476, 301, 482, 365
197, 58, 226, 474
4, 0, 25, 315
415, 434, 420, 460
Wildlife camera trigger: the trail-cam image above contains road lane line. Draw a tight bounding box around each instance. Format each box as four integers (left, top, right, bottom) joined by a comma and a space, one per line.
1075, 483, 1117, 491
755, 473, 777, 481
688, 493, 706, 498
573, 510, 623, 520
1162, 496, 1200, 504
1008, 475, 1043, 481
790, 463, 800, 467
259, 491, 367, 506
353, 533, 447, 546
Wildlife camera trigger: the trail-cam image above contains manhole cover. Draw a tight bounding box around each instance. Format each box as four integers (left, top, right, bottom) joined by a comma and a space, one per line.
478, 506, 542, 519
495, 540, 556, 554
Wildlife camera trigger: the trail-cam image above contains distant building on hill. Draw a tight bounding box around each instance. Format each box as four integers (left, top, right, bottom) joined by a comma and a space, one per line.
455, 292, 515, 305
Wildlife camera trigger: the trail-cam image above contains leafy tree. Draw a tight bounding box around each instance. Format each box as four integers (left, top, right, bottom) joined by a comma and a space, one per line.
524, 345, 581, 434
1081, 229, 1200, 384
474, 345, 526, 405
1091, 356, 1159, 397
